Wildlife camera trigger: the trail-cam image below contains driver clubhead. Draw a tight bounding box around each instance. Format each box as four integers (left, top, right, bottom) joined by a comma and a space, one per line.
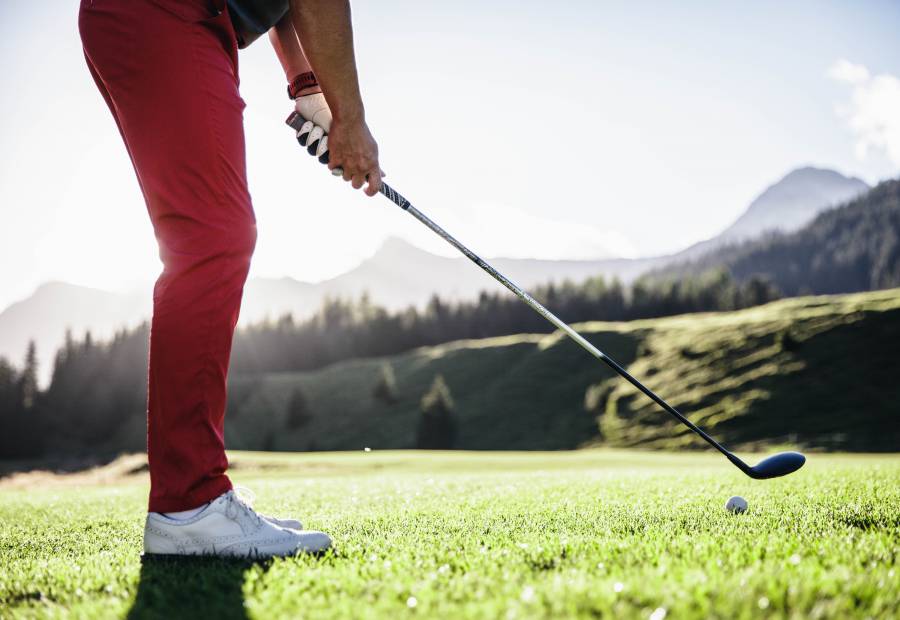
747, 451, 806, 479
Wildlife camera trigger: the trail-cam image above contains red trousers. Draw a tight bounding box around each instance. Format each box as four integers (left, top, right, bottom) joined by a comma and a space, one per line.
79, 0, 256, 512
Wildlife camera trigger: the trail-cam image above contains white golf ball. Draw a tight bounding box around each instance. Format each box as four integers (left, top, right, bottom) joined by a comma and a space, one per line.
725, 495, 748, 514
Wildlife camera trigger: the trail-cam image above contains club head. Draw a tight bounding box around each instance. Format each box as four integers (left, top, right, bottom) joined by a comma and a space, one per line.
746, 451, 806, 479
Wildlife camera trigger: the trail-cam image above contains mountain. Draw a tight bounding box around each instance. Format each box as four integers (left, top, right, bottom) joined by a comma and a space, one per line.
0, 166, 870, 384
675, 167, 868, 260
0, 243, 659, 385
312, 237, 658, 310
651, 178, 900, 295
0, 282, 151, 385
239, 277, 319, 325
724, 167, 868, 237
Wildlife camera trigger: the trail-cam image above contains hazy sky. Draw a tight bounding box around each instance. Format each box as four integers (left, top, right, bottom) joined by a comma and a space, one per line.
1, 0, 899, 310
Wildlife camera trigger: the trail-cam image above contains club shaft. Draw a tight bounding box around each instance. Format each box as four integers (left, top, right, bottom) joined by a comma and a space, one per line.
379, 182, 736, 461
284, 112, 744, 469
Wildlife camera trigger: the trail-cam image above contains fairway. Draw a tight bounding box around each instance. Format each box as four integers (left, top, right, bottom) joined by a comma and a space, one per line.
1, 450, 898, 619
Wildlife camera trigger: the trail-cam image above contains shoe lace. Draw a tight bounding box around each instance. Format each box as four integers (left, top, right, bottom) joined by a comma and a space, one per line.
225, 486, 261, 525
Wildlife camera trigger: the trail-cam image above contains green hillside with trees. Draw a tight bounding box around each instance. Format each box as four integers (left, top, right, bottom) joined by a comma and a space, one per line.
651, 178, 900, 294
3, 289, 899, 458
2, 179, 899, 460
0, 267, 779, 460
96, 288, 897, 455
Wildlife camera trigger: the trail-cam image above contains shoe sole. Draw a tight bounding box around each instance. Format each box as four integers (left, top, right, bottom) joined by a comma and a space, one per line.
141, 547, 332, 563
140, 552, 269, 566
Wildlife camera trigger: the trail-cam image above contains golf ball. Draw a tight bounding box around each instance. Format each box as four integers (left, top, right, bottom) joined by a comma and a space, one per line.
726, 495, 748, 514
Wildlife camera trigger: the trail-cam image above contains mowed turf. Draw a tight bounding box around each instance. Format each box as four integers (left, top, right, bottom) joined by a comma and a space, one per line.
1, 450, 898, 619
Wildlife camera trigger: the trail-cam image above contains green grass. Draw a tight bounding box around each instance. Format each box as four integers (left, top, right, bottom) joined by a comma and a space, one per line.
1, 450, 898, 619
216, 288, 900, 452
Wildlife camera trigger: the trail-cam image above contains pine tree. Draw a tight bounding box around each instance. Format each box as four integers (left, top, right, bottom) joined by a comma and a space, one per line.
19, 341, 38, 410
0, 343, 42, 458
373, 362, 399, 404
739, 276, 780, 308
285, 386, 312, 429
416, 374, 457, 449
0, 357, 21, 459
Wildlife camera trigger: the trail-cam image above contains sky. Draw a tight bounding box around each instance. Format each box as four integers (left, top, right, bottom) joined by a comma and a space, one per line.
1, 0, 899, 311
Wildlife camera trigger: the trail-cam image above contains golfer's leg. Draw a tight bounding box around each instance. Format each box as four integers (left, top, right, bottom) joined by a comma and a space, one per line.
79, 0, 255, 512
82, 54, 150, 203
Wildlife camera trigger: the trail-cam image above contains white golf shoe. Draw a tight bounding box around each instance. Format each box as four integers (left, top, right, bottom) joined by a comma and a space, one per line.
234, 486, 303, 531
262, 514, 303, 531
143, 489, 331, 559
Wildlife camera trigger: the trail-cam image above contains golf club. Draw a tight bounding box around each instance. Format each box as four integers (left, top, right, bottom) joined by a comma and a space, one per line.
286, 111, 806, 480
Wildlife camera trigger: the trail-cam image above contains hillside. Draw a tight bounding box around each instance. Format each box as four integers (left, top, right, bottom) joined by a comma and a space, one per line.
652, 178, 900, 294
675, 167, 868, 260
0, 243, 660, 387
2, 167, 865, 383
0, 282, 151, 387
213, 288, 900, 453
317, 237, 658, 310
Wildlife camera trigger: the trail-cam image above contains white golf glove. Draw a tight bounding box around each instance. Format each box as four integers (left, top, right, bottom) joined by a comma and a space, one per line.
294, 92, 332, 133
293, 92, 333, 163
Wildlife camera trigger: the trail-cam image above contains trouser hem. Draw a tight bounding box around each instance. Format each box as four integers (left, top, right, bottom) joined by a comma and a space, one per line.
148, 475, 233, 513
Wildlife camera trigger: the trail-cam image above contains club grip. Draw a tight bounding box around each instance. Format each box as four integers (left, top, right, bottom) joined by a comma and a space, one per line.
286, 112, 344, 176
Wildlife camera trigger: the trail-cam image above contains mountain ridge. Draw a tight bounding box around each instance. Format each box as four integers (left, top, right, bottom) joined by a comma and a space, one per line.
672, 166, 869, 261
1, 166, 872, 385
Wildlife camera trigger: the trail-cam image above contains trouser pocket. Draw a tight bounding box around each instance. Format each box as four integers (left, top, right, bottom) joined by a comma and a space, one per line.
145, 0, 227, 23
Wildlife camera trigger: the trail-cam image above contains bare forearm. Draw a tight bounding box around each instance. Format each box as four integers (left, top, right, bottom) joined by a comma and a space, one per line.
282, 0, 381, 196
269, 14, 322, 98
269, 14, 310, 82
287, 0, 364, 121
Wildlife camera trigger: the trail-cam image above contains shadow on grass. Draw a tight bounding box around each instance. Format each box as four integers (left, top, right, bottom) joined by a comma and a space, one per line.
127, 557, 270, 620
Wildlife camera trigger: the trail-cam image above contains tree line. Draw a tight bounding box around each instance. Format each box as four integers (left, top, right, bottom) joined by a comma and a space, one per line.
0, 343, 40, 459
230, 269, 779, 375
4, 178, 897, 460
0, 269, 778, 459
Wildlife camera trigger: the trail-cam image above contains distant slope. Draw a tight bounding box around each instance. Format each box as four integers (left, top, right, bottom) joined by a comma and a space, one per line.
0, 241, 659, 383
312, 237, 659, 311
217, 168, 870, 315
217, 288, 900, 453
0, 282, 150, 385
652, 178, 900, 295
675, 167, 868, 261
723, 167, 868, 238
0, 166, 870, 379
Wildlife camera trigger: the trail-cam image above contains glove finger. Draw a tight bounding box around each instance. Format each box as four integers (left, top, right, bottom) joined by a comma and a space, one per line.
296, 120, 315, 147
316, 136, 330, 165
306, 126, 325, 156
